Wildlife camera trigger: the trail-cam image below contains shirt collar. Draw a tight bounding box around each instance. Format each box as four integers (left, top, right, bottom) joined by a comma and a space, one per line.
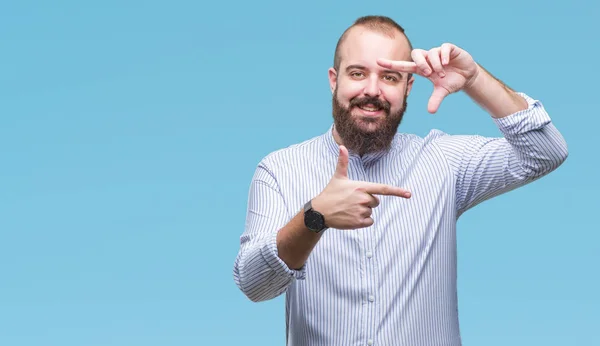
322, 124, 397, 166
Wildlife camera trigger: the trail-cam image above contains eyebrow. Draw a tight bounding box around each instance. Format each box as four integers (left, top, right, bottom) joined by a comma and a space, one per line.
345, 64, 403, 79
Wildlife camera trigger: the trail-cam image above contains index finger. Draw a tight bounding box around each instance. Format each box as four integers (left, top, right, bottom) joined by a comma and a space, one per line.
377, 58, 418, 73
361, 182, 412, 198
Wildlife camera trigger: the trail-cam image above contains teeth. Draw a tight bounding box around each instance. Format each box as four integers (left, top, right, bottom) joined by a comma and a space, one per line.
360, 106, 379, 111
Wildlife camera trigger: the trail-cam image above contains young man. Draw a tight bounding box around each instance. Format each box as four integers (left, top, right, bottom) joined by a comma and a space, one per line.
233, 15, 568, 346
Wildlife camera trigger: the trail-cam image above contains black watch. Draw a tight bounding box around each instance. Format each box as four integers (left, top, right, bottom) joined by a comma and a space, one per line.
303, 200, 328, 233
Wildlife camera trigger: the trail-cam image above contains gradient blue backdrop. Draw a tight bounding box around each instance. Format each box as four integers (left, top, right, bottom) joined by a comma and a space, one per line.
1, 0, 598, 345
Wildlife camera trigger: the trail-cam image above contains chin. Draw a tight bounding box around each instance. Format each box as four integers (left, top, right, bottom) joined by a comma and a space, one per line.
352, 115, 384, 131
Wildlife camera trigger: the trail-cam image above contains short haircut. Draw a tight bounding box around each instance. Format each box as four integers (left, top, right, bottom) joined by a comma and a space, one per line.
333, 15, 413, 71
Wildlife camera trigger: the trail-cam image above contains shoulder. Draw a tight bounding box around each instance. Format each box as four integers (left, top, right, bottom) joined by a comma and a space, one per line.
391, 129, 463, 174
397, 128, 491, 151
392, 128, 453, 153
258, 132, 326, 170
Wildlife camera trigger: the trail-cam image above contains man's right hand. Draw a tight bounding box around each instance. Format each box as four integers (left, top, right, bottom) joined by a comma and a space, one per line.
312, 145, 412, 230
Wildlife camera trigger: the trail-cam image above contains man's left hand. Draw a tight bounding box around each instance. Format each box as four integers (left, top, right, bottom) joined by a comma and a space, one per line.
377, 43, 480, 114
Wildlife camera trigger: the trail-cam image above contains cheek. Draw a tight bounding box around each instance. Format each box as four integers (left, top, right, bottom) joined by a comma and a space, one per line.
337, 81, 364, 99
336, 89, 361, 106
381, 87, 406, 108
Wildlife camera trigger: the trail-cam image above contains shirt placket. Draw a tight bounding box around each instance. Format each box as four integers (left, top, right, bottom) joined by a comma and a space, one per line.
351, 157, 378, 346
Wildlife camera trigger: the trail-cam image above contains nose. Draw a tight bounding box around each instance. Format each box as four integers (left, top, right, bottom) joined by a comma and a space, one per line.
363, 75, 381, 97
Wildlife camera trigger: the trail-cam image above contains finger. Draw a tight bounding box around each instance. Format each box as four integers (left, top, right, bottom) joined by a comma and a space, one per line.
440, 43, 453, 66
361, 217, 374, 228
358, 194, 379, 208
367, 194, 380, 208
361, 182, 411, 198
334, 145, 349, 178
360, 206, 372, 218
428, 86, 449, 114
376, 58, 417, 73
411, 49, 432, 77
427, 48, 445, 78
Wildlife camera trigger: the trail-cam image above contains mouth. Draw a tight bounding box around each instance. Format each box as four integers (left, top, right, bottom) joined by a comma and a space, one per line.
356, 104, 384, 117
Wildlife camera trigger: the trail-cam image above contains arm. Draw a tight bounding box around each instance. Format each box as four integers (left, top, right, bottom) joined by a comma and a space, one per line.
463, 64, 528, 118
451, 65, 567, 213
276, 211, 324, 270
234, 147, 412, 301
233, 162, 308, 302
378, 43, 568, 214
434, 91, 568, 215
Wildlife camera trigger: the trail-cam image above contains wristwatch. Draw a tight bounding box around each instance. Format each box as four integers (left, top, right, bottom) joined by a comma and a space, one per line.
304, 200, 328, 233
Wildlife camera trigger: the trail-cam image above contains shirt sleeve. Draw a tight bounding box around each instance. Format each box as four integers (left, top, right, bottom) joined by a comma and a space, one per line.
433, 92, 568, 217
233, 160, 306, 302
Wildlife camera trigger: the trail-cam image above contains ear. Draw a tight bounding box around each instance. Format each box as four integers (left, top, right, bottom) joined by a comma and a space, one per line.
328, 67, 337, 94
405, 74, 415, 96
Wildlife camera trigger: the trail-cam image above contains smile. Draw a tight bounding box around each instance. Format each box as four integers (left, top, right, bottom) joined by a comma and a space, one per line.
359, 104, 381, 111
356, 104, 384, 116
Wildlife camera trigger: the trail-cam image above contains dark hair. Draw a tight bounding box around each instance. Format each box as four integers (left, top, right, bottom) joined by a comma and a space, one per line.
333, 15, 413, 71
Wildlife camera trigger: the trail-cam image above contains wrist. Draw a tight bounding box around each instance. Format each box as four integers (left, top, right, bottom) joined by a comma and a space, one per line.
310, 195, 326, 215
463, 64, 483, 93
304, 197, 328, 233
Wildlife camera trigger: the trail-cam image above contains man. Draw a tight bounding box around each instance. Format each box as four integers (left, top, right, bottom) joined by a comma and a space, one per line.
233, 15, 568, 346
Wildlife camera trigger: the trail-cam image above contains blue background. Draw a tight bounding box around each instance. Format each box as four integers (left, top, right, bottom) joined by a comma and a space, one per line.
1, 0, 598, 345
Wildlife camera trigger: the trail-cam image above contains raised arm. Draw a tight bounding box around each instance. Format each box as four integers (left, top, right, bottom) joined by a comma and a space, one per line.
433, 93, 567, 215
378, 43, 568, 214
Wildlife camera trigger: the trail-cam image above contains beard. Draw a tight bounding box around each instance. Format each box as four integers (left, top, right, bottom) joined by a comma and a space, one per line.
332, 88, 408, 156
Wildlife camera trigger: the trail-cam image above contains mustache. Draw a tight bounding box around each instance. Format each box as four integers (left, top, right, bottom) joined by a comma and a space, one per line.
349, 96, 391, 112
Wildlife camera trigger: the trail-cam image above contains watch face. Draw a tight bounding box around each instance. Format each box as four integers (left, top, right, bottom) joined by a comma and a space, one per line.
304, 210, 325, 232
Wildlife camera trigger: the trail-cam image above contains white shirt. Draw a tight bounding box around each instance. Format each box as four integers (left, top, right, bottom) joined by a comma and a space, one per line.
233, 92, 568, 346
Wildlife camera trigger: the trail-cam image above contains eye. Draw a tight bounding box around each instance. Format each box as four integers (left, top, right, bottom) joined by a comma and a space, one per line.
383, 75, 398, 82
350, 71, 365, 78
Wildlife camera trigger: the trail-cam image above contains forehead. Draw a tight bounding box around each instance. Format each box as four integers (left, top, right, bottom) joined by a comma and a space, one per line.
339, 26, 411, 69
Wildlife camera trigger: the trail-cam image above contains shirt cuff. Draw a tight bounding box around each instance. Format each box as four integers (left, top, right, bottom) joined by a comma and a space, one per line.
493, 92, 552, 135
260, 229, 307, 280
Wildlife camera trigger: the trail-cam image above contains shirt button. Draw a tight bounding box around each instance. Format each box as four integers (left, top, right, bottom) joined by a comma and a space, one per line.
366, 251, 373, 258
368, 295, 375, 302
367, 339, 373, 345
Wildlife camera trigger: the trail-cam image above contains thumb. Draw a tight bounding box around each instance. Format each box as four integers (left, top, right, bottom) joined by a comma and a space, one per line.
334, 145, 349, 178
428, 85, 449, 114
